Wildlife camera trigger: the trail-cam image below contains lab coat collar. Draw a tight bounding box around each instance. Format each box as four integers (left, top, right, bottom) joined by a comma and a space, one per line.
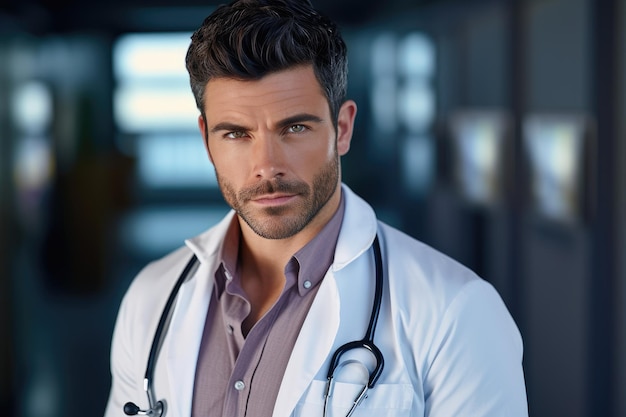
333, 184, 378, 271
184, 183, 378, 273
185, 210, 236, 264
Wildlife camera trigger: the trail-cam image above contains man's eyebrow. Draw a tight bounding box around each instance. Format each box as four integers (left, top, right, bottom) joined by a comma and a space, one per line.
276, 113, 324, 129
210, 122, 251, 134
209, 114, 324, 134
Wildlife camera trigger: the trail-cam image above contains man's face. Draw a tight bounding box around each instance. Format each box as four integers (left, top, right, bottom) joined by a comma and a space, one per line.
199, 65, 356, 240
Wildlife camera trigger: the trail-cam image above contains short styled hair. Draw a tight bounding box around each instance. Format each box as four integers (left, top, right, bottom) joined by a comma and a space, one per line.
185, 0, 348, 124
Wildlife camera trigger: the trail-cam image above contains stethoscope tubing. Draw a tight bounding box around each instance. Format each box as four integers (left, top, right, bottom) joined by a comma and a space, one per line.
323, 235, 385, 416
145, 254, 199, 383
325, 235, 384, 388
124, 254, 199, 416
125, 234, 384, 417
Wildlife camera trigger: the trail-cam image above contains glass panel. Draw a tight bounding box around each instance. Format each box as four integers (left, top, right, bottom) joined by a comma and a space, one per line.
370, 77, 397, 134
370, 33, 396, 77
113, 32, 192, 80
398, 79, 435, 134
136, 134, 217, 188
450, 111, 509, 206
113, 32, 212, 189
11, 81, 53, 135
397, 32, 435, 78
523, 114, 587, 222
401, 135, 435, 196
113, 82, 198, 133
119, 206, 230, 257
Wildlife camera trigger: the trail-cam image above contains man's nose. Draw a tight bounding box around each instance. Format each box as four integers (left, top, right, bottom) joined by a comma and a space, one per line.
252, 134, 286, 180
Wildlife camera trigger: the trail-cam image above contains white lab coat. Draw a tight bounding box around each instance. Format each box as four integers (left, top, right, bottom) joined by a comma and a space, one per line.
105, 184, 527, 417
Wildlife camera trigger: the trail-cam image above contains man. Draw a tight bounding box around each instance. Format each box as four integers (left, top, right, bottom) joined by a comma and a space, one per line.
105, 0, 528, 416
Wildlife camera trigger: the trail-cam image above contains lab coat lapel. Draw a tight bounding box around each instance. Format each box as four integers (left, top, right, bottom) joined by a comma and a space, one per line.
164, 260, 214, 417
272, 270, 341, 417
272, 185, 378, 416
163, 214, 232, 417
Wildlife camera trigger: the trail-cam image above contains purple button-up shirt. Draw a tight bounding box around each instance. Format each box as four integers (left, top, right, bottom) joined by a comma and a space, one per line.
191, 195, 345, 417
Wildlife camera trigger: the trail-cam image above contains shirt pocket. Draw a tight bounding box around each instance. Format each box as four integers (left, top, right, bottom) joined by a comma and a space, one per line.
292, 379, 415, 417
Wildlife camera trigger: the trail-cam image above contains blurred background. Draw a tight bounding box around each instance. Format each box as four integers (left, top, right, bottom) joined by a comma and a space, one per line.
0, 0, 624, 415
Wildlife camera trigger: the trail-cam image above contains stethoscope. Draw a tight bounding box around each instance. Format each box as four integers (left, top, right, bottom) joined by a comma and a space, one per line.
124, 235, 384, 417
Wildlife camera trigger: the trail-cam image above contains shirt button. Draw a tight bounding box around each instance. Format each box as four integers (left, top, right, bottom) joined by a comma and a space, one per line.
227, 325, 234, 334
224, 270, 233, 281
234, 380, 245, 391
303, 280, 312, 289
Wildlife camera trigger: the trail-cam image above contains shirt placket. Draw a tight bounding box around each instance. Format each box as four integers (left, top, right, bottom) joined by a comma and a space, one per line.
222, 298, 284, 417
221, 265, 298, 417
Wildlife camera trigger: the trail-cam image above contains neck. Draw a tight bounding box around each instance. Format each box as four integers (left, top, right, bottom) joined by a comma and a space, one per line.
238, 184, 341, 280
235, 184, 341, 335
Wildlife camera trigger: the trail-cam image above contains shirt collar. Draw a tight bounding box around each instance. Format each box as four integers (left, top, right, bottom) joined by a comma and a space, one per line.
216, 191, 345, 297
215, 216, 241, 297
292, 192, 344, 295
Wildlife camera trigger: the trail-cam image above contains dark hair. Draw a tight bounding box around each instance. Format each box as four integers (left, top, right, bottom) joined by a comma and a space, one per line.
185, 0, 348, 124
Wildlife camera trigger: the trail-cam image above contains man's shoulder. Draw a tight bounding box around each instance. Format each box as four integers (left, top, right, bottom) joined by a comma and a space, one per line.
379, 222, 512, 342
379, 222, 476, 275
378, 221, 486, 305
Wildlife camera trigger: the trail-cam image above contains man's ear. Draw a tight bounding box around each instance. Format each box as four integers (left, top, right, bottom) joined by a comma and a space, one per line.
336, 100, 357, 156
198, 114, 213, 163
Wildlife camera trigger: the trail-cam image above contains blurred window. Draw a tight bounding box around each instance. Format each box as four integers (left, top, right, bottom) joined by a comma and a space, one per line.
136, 134, 216, 188
369, 31, 436, 197
113, 32, 216, 189
523, 114, 587, 222
450, 111, 509, 206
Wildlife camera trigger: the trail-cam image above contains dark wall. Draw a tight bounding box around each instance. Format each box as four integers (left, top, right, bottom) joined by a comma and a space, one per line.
1, 0, 624, 416
424, 1, 624, 416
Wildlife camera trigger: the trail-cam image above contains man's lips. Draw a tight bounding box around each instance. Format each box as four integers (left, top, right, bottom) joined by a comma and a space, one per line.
251, 193, 298, 205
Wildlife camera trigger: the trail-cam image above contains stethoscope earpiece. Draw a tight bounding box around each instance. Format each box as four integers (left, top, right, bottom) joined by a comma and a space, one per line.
123, 402, 141, 415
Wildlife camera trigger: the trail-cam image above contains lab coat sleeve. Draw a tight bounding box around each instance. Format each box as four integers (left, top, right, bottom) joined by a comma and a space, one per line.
104, 285, 144, 417
422, 280, 528, 417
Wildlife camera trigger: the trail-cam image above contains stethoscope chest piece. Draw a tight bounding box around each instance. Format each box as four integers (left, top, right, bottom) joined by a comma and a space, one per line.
323, 235, 385, 417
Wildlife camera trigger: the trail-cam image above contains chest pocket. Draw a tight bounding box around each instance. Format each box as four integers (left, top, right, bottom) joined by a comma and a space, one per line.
292, 379, 414, 417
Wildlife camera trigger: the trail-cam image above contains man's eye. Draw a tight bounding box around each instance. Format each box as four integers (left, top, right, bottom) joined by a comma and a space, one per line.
287, 124, 307, 133
225, 131, 247, 139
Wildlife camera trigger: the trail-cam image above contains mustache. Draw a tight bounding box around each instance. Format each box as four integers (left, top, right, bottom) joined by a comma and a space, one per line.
238, 179, 309, 201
